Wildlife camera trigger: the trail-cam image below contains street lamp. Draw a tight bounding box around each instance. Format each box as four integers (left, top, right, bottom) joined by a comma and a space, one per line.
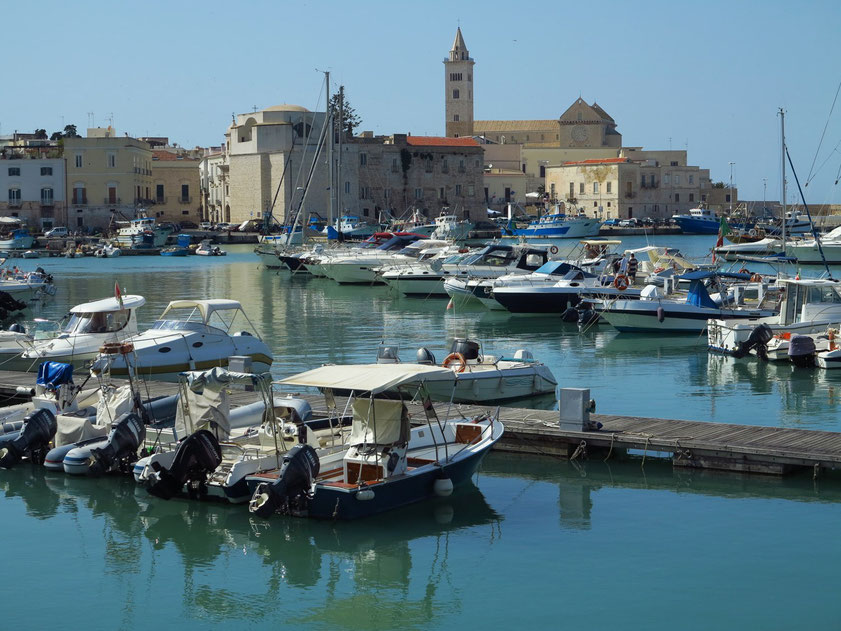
728, 162, 736, 214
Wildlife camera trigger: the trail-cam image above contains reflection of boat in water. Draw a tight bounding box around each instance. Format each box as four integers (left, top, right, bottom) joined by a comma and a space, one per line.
597, 332, 706, 358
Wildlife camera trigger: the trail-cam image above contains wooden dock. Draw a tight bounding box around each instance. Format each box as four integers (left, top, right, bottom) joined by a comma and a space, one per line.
1, 369, 839, 478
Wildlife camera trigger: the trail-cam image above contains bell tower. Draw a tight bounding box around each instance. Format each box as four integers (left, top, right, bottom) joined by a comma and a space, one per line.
444, 27, 474, 138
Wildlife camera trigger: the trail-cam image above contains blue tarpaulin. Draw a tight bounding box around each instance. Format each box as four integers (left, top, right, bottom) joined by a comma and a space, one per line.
36, 362, 74, 389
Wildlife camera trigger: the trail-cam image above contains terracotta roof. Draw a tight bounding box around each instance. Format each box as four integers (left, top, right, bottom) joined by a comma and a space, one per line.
562, 158, 629, 166
152, 150, 199, 162
474, 120, 559, 132
406, 136, 479, 147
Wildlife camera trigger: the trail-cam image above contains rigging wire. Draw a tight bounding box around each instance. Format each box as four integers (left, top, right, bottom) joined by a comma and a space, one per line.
805, 77, 841, 186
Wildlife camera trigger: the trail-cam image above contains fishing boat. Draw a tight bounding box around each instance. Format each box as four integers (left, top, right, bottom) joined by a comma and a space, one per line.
195, 239, 226, 256
114, 217, 173, 248
507, 211, 601, 238
376, 339, 557, 402
429, 211, 474, 241
0, 217, 35, 249
101, 299, 273, 381
245, 363, 503, 520
671, 207, 720, 235
325, 215, 379, 240
160, 234, 191, 257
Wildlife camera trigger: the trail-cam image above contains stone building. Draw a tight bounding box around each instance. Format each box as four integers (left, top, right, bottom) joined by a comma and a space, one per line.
444, 27, 475, 138
199, 148, 228, 224
0, 156, 65, 229
63, 127, 153, 229
149, 149, 202, 224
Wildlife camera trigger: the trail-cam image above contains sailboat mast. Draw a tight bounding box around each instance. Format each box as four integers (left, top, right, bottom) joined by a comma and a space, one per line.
325, 71, 334, 229
780, 107, 787, 244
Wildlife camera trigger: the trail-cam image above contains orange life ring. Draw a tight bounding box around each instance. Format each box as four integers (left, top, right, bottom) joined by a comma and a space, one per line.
442, 352, 467, 373
613, 274, 629, 291
750, 274, 763, 283
738, 268, 749, 274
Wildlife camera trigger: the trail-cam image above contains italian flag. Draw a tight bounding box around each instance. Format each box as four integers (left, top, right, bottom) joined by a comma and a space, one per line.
712, 217, 730, 264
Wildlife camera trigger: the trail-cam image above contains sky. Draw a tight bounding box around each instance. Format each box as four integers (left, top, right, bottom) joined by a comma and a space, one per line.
4, 0, 841, 204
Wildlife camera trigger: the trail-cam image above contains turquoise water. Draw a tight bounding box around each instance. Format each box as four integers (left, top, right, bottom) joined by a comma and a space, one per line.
0, 238, 839, 628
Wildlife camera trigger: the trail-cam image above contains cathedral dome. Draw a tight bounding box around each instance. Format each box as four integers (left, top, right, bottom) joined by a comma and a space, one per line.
263, 104, 310, 113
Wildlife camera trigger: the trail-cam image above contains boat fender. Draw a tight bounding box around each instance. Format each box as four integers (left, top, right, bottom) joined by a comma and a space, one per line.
442, 352, 467, 373
248, 443, 320, 518
356, 488, 376, 501
433, 475, 454, 497
561, 307, 579, 323
15, 386, 35, 397
549, 245, 559, 255
88, 413, 146, 476
613, 274, 629, 291
657, 306, 665, 323
750, 274, 763, 283
146, 429, 222, 500
0, 409, 56, 468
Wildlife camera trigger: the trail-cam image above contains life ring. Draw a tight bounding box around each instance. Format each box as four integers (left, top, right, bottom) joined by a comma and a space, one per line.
442, 352, 467, 373
613, 274, 629, 291
750, 274, 763, 283
549, 245, 559, 255
738, 267, 749, 274
653, 267, 665, 273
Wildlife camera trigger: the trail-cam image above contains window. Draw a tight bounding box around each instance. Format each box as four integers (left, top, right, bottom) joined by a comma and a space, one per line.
438, 187, 445, 200
359, 153, 367, 166
468, 73, 472, 82
108, 186, 117, 204
442, 159, 449, 173
675, 193, 680, 202
452, 89, 459, 99
569, 183, 574, 198
344, 181, 351, 194
594, 201, 598, 207
701, 194, 707, 202
593, 182, 599, 194
689, 193, 694, 202
107, 153, 116, 168
458, 159, 465, 173
7, 167, 20, 176
641, 176, 646, 187
579, 182, 584, 195
8, 188, 21, 206
414, 188, 423, 200
670, 161, 679, 166
41, 187, 53, 205
73, 185, 86, 205
467, 184, 475, 196
577, 112, 583, 121
674, 175, 680, 186
425, 159, 433, 173
650, 175, 655, 187
391, 158, 398, 173
384, 188, 390, 199
41, 166, 52, 176
689, 174, 694, 185
664, 174, 671, 185
453, 114, 460, 122
75, 154, 83, 168
180, 184, 190, 203
359, 187, 368, 199
726, 194, 731, 202
449, 72, 463, 81
607, 182, 612, 194
156, 184, 165, 202
455, 184, 462, 196
539, 165, 545, 178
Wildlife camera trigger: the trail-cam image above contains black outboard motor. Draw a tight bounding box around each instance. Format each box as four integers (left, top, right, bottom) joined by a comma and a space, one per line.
0, 409, 57, 468
450, 339, 480, 360
732, 323, 774, 360
416, 347, 436, 365
146, 429, 222, 500
561, 307, 579, 323
788, 335, 817, 368
88, 413, 146, 476
578, 308, 600, 326
249, 444, 320, 518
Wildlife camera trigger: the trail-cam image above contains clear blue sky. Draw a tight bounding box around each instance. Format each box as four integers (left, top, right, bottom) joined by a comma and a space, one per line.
4, 0, 841, 204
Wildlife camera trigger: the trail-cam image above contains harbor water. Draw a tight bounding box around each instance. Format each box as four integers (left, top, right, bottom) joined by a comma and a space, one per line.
0, 237, 839, 628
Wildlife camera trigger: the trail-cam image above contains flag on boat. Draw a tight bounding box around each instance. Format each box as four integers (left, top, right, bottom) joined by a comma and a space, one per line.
712, 217, 731, 264
115, 281, 124, 309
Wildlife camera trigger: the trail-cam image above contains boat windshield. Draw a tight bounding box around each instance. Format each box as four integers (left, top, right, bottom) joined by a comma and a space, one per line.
805, 285, 841, 304
63, 309, 130, 335
153, 305, 242, 334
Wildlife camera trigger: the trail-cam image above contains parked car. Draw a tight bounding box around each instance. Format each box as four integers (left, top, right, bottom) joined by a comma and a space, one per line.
44, 226, 68, 238
618, 218, 640, 227
602, 218, 620, 227
215, 222, 232, 231
199, 222, 213, 230
179, 221, 198, 229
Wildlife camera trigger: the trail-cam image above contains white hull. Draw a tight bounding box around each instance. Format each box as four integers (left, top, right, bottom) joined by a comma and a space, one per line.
423, 366, 556, 402
601, 300, 775, 334
787, 242, 841, 264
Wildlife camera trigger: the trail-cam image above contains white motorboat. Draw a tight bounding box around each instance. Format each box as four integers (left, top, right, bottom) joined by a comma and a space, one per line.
321, 237, 451, 284
245, 363, 503, 520
707, 278, 841, 356
196, 239, 226, 256
714, 237, 784, 261
302, 233, 396, 277
93, 243, 121, 258
0, 217, 35, 249
598, 271, 779, 334
786, 226, 841, 264
376, 340, 557, 403
17, 295, 146, 371
0, 266, 57, 302
381, 243, 551, 297
102, 299, 273, 381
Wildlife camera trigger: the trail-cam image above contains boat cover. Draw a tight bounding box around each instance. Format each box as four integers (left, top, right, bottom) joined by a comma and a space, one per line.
174, 368, 265, 439
37, 362, 73, 389
278, 363, 455, 394
350, 398, 409, 446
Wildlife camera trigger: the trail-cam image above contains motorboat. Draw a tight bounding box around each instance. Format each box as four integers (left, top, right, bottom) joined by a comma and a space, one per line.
0, 217, 35, 249
507, 212, 601, 238
160, 234, 190, 257
757, 209, 813, 236
320, 235, 449, 285
94, 242, 122, 257
671, 207, 720, 235
707, 278, 841, 356
114, 217, 173, 248
714, 237, 784, 261
380, 243, 551, 297
325, 215, 379, 240
244, 363, 503, 520
597, 270, 779, 334
0, 265, 57, 302
196, 239, 226, 256
376, 340, 557, 403
302, 233, 398, 277
430, 211, 474, 241
786, 225, 841, 264
102, 299, 273, 381
17, 295, 146, 371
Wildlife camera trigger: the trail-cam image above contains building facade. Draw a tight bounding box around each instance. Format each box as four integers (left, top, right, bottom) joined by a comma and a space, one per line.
63, 127, 153, 229
0, 157, 65, 228
444, 27, 475, 138
150, 150, 202, 224
199, 148, 229, 224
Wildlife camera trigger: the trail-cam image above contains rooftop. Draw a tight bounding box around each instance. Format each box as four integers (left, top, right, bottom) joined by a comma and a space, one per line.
562, 158, 631, 166
406, 136, 479, 147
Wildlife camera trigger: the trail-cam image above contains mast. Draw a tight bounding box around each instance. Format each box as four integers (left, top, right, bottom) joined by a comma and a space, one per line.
780, 107, 787, 244
325, 71, 334, 229
337, 85, 344, 223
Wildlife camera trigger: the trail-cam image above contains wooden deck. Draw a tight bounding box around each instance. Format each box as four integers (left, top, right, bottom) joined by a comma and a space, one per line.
2, 369, 839, 478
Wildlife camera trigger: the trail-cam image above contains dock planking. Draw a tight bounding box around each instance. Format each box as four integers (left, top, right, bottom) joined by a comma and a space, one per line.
0, 368, 839, 478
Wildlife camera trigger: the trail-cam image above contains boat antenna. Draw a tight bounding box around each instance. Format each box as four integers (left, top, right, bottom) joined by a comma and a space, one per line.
786, 145, 834, 280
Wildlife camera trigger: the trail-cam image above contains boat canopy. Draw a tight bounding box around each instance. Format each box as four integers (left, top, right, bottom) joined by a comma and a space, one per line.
534, 260, 579, 276
678, 270, 751, 281
580, 239, 622, 246
161, 299, 244, 323
278, 363, 455, 394
70, 295, 145, 313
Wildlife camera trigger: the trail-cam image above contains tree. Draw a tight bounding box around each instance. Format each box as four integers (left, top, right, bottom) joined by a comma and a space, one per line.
329, 86, 361, 138
63, 124, 80, 138
34, 129, 48, 139
49, 131, 63, 141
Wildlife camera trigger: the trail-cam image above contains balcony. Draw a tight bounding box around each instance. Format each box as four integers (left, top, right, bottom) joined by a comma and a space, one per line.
40, 200, 54, 208
72, 198, 88, 206
155, 196, 167, 204
104, 197, 121, 204
8, 199, 21, 208
179, 196, 192, 204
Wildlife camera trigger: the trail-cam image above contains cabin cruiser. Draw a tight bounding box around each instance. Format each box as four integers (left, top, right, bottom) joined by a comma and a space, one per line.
11, 295, 146, 372
376, 340, 557, 402
671, 207, 720, 235
301, 232, 400, 277
507, 211, 601, 238
318, 234, 434, 284
597, 271, 779, 333
757, 209, 813, 236
244, 363, 503, 520
380, 243, 551, 297
707, 278, 841, 356
714, 237, 784, 261
786, 225, 841, 264
114, 217, 173, 248
101, 299, 273, 381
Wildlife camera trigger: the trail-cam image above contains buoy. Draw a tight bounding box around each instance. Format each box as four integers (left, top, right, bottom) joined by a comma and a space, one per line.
657, 306, 665, 323
433, 476, 454, 497
446, 299, 454, 310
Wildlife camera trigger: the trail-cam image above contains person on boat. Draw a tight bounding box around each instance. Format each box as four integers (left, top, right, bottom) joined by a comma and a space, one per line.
627, 253, 638, 283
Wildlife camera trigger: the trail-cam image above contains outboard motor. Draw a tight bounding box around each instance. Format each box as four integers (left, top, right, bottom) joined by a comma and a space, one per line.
249, 444, 320, 518
0, 409, 57, 468
88, 413, 146, 476
450, 339, 480, 361
561, 307, 579, 323
376, 345, 400, 364
578, 308, 600, 326
732, 323, 774, 360
146, 429, 222, 500
416, 347, 436, 365
788, 335, 817, 368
